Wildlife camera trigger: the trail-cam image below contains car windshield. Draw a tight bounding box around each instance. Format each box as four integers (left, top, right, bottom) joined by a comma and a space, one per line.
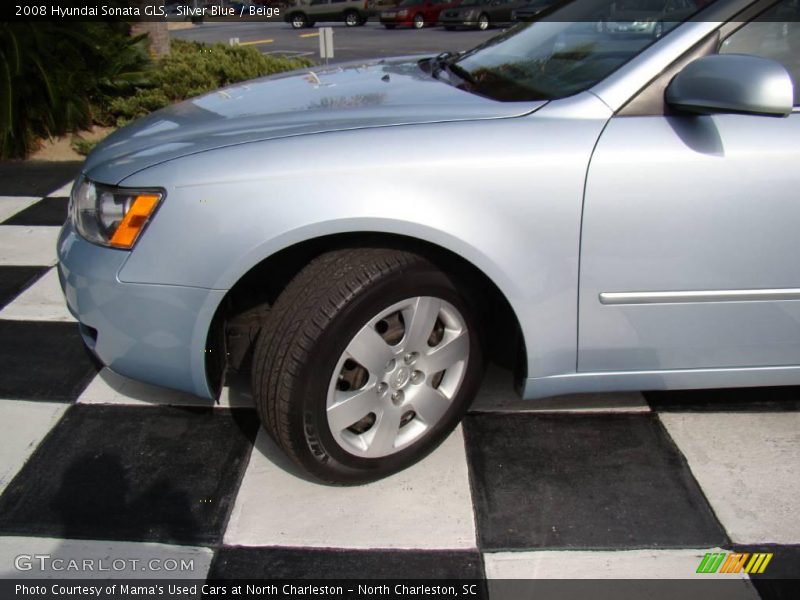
448, 0, 714, 101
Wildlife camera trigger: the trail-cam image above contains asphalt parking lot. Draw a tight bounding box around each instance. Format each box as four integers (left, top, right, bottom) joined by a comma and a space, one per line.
171, 20, 497, 62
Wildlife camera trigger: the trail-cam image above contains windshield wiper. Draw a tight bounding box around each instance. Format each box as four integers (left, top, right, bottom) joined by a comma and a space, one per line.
428, 51, 475, 86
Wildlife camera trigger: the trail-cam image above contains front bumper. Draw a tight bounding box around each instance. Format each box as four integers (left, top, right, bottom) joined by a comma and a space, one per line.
57, 222, 226, 399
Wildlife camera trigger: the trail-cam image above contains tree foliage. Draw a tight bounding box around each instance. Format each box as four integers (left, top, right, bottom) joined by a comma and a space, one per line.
0, 21, 151, 159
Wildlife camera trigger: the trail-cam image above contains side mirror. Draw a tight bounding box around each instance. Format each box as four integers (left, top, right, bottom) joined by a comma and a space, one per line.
666, 54, 794, 117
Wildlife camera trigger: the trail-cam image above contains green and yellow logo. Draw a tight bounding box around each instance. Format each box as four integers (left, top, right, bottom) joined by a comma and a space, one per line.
696, 552, 773, 575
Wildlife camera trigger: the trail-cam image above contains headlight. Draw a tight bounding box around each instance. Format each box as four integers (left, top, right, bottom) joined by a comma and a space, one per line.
70, 177, 163, 249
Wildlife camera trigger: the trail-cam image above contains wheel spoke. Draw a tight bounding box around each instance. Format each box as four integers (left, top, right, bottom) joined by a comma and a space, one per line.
402, 297, 441, 350
345, 325, 395, 375
410, 385, 451, 426
422, 329, 468, 374
327, 387, 377, 432
365, 406, 402, 457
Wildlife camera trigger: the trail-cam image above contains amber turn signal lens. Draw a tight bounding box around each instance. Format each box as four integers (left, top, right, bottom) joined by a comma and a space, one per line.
109, 194, 161, 249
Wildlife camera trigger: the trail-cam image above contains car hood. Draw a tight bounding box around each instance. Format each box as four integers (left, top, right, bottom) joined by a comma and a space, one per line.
85, 57, 544, 184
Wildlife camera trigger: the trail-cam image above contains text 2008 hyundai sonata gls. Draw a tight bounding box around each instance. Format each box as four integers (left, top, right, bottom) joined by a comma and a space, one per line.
59, 0, 799, 483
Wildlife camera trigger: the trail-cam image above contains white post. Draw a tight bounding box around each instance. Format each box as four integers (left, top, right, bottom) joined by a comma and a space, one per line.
319, 27, 334, 64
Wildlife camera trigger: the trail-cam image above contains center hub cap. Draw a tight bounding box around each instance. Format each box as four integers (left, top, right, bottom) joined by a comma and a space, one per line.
390, 366, 411, 390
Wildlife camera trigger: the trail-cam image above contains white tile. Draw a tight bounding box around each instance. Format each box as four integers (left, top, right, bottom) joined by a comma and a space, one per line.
660, 412, 800, 544
224, 427, 476, 549
0, 268, 74, 322
77, 368, 254, 409
0, 197, 39, 223
484, 548, 750, 580
0, 536, 212, 579
0, 226, 60, 266
471, 364, 649, 413
0, 401, 67, 495
47, 182, 75, 197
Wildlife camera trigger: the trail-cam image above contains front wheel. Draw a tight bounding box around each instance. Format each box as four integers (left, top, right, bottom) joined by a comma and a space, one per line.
252, 248, 483, 484
289, 12, 307, 29
477, 13, 490, 30
413, 13, 425, 29
344, 10, 360, 26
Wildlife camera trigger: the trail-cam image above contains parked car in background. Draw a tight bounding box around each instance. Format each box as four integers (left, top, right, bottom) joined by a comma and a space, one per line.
284, 0, 370, 28
60, 0, 799, 484
380, 0, 458, 28
510, 0, 557, 22
440, 0, 525, 30
598, 0, 698, 38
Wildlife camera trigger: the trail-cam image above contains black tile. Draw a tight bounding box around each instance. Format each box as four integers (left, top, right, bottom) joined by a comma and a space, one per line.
0, 266, 49, 309
463, 413, 728, 550
0, 161, 80, 197
3, 197, 69, 226
726, 545, 800, 600
0, 405, 259, 545
0, 321, 98, 401
209, 547, 485, 579
646, 388, 800, 412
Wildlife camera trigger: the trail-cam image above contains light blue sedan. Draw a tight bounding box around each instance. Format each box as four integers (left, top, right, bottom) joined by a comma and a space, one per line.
59, 0, 799, 483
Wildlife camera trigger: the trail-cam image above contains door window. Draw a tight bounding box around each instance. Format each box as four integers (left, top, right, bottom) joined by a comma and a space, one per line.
720, 0, 799, 105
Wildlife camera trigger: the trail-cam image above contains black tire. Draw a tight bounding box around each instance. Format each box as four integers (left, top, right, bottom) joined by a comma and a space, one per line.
289, 12, 307, 29
344, 10, 360, 27
412, 13, 425, 29
384, 23, 396, 29
252, 248, 484, 484
477, 13, 490, 31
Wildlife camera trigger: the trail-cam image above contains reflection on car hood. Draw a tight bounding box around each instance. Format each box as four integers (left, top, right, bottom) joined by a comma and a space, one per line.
84, 57, 544, 184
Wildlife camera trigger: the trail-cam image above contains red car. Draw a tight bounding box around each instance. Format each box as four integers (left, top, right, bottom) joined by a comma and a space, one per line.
380, 0, 460, 28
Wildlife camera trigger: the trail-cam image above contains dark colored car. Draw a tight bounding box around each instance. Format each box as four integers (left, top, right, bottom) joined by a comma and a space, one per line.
440, 0, 526, 30
597, 0, 699, 38
510, 0, 558, 22
380, 0, 458, 28
284, 0, 370, 28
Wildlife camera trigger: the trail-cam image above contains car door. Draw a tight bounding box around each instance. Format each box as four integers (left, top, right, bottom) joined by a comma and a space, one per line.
429, 0, 447, 20
492, 0, 520, 23
329, 0, 348, 19
578, 0, 800, 373
309, 0, 331, 20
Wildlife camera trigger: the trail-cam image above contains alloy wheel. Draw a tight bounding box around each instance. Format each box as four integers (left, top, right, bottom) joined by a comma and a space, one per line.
326, 296, 469, 458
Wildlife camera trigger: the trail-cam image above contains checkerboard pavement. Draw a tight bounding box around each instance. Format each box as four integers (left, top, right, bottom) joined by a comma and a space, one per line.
0, 164, 798, 597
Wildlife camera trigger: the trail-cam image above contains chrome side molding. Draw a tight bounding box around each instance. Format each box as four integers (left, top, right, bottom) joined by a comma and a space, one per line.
599, 288, 800, 305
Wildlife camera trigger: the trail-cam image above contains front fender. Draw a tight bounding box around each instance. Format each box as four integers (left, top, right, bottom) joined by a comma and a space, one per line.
118, 100, 608, 379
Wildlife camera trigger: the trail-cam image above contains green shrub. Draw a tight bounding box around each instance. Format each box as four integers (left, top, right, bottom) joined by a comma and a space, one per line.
107, 40, 314, 125
0, 22, 151, 159
71, 136, 102, 157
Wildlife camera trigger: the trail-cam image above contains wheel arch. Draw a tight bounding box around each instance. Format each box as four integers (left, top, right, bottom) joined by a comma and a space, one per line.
206, 230, 528, 396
